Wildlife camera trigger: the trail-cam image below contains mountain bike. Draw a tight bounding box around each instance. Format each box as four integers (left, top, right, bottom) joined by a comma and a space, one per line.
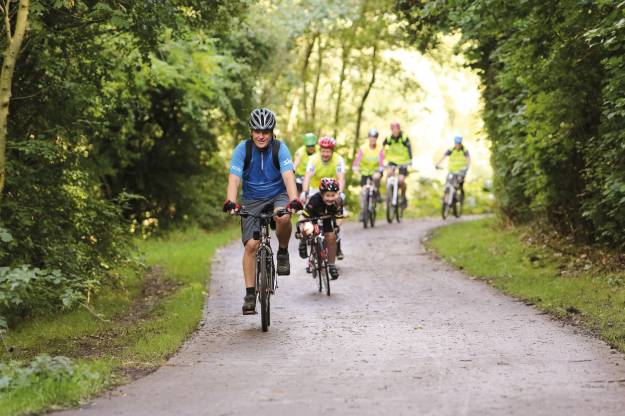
385, 164, 410, 224
360, 176, 378, 229
440, 169, 465, 219
296, 214, 342, 296
237, 205, 289, 332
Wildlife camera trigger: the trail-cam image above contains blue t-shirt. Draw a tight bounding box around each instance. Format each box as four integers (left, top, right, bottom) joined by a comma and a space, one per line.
229, 139, 294, 201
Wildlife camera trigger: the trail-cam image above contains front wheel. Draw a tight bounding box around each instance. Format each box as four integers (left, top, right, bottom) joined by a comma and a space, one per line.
259, 248, 270, 332
386, 194, 393, 224
362, 191, 369, 229
369, 195, 377, 228
442, 201, 450, 220
309, 241, 321, 292
316, 240, 328, 295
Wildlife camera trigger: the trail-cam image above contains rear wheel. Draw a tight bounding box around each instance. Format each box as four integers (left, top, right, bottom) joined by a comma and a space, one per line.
454, 190, 463, 218
259, 248, 269, 332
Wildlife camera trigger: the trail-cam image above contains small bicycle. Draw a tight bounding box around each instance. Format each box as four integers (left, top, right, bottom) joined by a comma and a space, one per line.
438, 168, 465, 219
296, 214, 342, 296
236, 205, 289, 332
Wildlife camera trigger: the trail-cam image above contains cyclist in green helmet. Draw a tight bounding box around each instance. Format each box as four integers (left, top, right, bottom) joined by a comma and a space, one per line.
293, 132, 318, 193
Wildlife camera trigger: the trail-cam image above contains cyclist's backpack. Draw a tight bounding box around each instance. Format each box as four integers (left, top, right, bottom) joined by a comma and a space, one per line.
243, 138, 282, 172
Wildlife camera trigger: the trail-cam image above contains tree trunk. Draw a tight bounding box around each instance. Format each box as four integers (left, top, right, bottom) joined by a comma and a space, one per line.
0, 0, 30, 204
347, 45, 378, 187
310, 36, 324, 132
287, 33, 317, 137
332, 41, 350, 139
301, 33, 317, 130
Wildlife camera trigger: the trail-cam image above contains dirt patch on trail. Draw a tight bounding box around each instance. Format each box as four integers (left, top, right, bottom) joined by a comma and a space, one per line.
69, 266, 181, 363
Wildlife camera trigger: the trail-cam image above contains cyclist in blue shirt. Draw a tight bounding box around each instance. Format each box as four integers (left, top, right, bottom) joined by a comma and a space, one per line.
223, 108, 303, 315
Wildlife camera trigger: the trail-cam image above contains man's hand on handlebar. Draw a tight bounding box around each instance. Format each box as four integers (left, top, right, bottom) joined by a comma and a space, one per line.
222, 199, 240, 215
286, 198, 304, 213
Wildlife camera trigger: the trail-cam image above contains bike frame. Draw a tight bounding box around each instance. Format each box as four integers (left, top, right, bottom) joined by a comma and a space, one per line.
386, 168, 399, 207
237, 207, 288, 331
444, 173, 462, 206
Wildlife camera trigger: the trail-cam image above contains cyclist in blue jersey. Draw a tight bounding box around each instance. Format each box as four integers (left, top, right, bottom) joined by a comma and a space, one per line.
223, 108, 303, 315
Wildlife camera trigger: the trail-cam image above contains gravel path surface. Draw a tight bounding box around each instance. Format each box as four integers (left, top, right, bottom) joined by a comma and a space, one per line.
61, 218, 625, 416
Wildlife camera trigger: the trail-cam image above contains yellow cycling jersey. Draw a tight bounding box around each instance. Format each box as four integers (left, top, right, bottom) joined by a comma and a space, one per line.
306, 153, 346, 189
358, 143, 382, 176
294, 145, 316, 176
383, 134, 411, 165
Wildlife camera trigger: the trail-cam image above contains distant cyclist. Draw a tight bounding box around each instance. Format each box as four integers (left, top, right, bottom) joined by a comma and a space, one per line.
223, 108, 303, 315
298, 178, 343, 280
382, 122, 413, 208
302, 136, 346, 259
436, 135, 471, 201
293, 132, 318, 193
352, 128, 384, 218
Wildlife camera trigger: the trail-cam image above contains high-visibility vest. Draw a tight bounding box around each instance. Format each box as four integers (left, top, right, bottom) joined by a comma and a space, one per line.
448, 146, 468, 172
359, 143, 382, 176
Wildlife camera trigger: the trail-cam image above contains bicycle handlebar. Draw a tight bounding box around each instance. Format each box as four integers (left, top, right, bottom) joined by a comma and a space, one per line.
236, 207, 290, 219
297, 213, 345, 224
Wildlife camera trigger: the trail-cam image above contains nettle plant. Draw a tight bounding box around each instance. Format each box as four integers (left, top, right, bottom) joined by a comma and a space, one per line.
0, 354, 100, 392
0, 227, 85, 329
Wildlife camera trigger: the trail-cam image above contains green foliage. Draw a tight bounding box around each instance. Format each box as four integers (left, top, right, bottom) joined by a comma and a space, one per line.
0, 356, 109, 416
397, 0, 625, 248
1, 1, 261, 327
0, 355, 99, 392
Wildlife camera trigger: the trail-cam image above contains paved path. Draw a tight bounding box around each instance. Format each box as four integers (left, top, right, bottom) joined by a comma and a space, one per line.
62, 219, 625, 415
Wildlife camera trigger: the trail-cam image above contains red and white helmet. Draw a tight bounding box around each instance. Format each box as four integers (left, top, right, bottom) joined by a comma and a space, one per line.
318, 136, 336, 149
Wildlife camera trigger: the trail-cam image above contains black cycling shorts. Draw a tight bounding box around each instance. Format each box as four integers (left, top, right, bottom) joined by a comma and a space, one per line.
388, 163, 409, 176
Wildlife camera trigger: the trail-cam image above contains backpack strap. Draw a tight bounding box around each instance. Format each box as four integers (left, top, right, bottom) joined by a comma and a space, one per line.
243, 138, 282, 172
272, 139, 281, 170
243, 139, 253, 172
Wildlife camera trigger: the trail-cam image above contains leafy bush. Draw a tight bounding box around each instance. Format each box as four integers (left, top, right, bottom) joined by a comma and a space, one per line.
0, 140, 130, 326
0, 355, 99, 392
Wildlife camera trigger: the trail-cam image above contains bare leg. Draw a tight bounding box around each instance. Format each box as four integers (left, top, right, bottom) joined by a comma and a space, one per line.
274, 211, 292, 249
243, 239, 260, 288
399, 174, 407, 199
325, 232, 337, 263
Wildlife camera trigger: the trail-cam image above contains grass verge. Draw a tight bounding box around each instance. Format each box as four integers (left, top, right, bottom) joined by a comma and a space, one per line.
0, 225, 238, 416
426, 217, 625, 352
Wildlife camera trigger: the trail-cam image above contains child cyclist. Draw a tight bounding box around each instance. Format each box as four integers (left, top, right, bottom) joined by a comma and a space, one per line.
297, 178, 343, 280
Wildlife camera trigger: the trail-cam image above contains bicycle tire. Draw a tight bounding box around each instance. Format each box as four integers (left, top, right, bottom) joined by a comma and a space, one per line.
395, 203, 401, 223
317, 240, 329, 295
363, 192, 369, 229
310, 241, 321, 292
455, 191, 463, 218
260, 248, 269, 332
386, 194, 393, 223
323, 262, 331, 296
